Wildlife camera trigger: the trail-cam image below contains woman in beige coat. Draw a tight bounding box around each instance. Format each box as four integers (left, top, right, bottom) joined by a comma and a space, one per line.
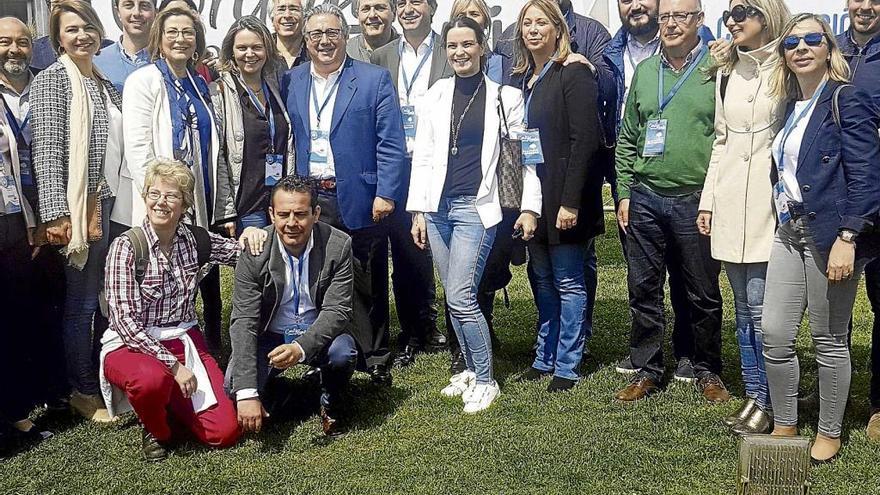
696, 0, 790, 435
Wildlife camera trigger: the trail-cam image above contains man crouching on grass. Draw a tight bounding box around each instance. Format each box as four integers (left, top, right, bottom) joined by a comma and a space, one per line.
227, 175, 357, 437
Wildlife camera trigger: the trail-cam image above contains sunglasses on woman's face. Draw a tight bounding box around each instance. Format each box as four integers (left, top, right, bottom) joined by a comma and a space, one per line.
782, 32, 826, 51
722, 4, 762, 24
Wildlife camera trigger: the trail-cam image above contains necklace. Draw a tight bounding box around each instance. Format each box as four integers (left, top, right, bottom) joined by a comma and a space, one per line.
450, 76, 485, 157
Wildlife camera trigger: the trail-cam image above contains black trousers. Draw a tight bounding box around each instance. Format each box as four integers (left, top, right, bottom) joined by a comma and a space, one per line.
864, 258, 880, 412
317, 191, 392, 367
387, 208, 439, 349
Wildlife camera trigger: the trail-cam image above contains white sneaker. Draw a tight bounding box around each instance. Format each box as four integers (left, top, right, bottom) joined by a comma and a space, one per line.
441, 370, 476, 398
462, 381, 500, 414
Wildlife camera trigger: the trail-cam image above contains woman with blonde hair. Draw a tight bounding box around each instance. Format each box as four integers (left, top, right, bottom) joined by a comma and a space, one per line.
696, 0, 790, 435
30, 0, 124, 423
761, 13, 880, 463
510, 0, 603, 392
210, 15, 294, 233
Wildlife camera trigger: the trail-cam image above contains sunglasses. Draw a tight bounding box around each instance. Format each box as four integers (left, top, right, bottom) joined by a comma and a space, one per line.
782, 32, 826, 51
722, 4, 762, 24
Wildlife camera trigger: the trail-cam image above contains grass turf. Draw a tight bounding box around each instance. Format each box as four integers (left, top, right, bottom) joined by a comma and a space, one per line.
2, 213, 879, 494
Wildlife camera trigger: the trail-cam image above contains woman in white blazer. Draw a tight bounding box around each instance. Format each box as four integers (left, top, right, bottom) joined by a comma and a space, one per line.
121, 7, 232, 353
408, 17, 541, 414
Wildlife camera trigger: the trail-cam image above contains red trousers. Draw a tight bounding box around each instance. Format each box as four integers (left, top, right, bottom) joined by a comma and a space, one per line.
104, 328, 240, 448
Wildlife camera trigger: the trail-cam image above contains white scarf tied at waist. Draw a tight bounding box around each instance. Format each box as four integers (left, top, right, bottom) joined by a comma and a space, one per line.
99, 321, 217, 419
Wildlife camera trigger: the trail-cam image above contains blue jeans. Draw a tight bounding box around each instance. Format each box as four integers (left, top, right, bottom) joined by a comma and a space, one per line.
236, 211, 270, 232
64, 197, 112, 395
582, 239, 597, 343
725, 262, 770, 411
426, 196, 496, 384
528, 242, 589, 380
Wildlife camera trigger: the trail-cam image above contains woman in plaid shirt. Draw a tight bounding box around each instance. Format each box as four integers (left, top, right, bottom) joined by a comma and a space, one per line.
100, 159, 265, 461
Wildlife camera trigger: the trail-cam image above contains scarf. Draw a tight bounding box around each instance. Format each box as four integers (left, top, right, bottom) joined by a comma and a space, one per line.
155, 58, 212, 166
58, 54, 95, 269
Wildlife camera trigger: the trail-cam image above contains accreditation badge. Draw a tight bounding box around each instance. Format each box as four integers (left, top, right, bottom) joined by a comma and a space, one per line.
309, 130, 330, 164
283, 318, 311, 345
264, 154, 284, 186
643, 119, 668, 157
401, 105, 417, 138
519, 129, 545, 165
773, 182, 792, 225
0, 174, 22, 214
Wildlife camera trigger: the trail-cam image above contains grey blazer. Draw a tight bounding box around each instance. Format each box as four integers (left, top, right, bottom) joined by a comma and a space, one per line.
228, 221, 353, 394
346, 29, 401, 63
369, 32, 453, 91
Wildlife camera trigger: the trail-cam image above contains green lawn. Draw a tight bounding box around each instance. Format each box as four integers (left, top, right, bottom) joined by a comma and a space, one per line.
2, 213, 879, 494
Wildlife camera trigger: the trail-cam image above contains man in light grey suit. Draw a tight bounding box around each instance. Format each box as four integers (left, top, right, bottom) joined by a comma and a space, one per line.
228, 175, 356, 437
346, 0, 400, 62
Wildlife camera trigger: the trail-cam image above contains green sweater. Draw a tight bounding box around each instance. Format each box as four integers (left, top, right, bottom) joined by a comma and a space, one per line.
615, 50, 716, 199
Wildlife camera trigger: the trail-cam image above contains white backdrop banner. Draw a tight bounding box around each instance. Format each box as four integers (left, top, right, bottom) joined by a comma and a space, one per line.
91, 0, 851, 52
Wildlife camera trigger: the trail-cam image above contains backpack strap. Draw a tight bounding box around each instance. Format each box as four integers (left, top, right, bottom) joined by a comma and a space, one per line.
184, 223, 212, 268
123, 226, 151, 285
720, 73, 730, 103
832, 84, 854, 130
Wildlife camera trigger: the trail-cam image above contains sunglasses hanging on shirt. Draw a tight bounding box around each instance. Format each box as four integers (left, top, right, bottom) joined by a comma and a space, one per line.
782, 32, 826, 51
722, 4, 762, 24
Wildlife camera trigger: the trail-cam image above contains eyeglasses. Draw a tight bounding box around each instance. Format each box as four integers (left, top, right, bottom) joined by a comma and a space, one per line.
723, 4, 763, 24
782, 32, 826, 51
658, 11, 701, 25
164, 28, 197, 41
146, 190, 183, 203
306, 28, 342, 42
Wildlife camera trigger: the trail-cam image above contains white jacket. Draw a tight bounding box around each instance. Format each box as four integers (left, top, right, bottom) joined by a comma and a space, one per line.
121, 64, 228, 228
406, 76, 542, 228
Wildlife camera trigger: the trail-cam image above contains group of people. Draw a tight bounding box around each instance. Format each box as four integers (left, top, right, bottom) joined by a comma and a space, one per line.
1, 0, 880, 466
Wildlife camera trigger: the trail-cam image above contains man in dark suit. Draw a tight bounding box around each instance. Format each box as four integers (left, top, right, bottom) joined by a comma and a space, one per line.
281, 3, 407, 386
369, 0, 452, 368
228, 175, 356, 437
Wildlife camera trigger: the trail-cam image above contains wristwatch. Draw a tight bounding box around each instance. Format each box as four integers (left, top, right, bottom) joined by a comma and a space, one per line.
839, 229, 858, 243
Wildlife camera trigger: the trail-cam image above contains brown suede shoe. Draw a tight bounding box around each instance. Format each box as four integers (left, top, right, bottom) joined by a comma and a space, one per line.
320, 407, 342, 437
867, 411, 880, 443
697, 374, 731, 403
614, 376, 659, 402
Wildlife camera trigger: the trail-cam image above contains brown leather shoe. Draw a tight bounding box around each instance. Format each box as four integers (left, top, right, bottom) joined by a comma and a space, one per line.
141, 428, 168, 462
320, 407, 342, 437
614, 376, 659, 402
867, 411, 880, 443
697, 374, 731, 403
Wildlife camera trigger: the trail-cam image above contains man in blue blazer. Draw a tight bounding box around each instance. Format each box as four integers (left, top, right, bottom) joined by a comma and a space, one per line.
282, 3, 407, 385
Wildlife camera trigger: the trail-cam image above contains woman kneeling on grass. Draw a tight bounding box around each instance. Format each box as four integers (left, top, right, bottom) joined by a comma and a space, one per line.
99, 159, 266, 461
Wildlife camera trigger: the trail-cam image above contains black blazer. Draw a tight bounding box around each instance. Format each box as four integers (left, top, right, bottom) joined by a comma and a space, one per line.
516, 62, 603, 244
228, 221, 353, 394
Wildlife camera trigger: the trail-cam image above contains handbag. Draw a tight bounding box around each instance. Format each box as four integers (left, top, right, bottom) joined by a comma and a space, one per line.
496, 91, 523, 210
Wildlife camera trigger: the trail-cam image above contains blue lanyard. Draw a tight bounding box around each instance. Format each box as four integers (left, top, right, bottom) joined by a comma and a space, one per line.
399, 34, 434, 103
522, 59, 556, 127
657, 45, 706, 115
287, 252, 305, 316
241, 78, 276, 154
775, 79, 828, 174
310, 69, 344, 126
1, 95, 29, 146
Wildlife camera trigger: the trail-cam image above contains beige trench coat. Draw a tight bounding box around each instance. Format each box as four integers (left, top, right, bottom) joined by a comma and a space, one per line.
699, 42, 786, 264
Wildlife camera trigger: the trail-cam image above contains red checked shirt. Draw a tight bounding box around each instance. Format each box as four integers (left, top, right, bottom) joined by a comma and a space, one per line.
104, 220, 241, 367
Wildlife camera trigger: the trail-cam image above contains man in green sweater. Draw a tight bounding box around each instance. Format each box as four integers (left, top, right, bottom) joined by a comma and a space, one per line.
613, 0, 728, 404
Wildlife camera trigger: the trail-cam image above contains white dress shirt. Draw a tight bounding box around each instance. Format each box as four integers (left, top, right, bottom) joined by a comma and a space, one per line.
237, 234, 316, 402
622, 34, 660, 111
773, 99, 814, 203
0, 76, 32, 139
398, 33, 435, 154
308, 60, 345, 179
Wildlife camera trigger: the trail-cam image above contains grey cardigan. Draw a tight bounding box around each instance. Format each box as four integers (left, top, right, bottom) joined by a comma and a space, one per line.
227, 221, 353, 394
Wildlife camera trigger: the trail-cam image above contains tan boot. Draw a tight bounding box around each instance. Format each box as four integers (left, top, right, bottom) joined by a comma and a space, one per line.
810, 433, 841, 464
69, 391, 115, 423
771, 424, 797, 437
867, 412, 880, 443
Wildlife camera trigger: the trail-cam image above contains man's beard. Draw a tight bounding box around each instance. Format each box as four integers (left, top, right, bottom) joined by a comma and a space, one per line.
2, 59, 28, 76
628, 17, 659, 38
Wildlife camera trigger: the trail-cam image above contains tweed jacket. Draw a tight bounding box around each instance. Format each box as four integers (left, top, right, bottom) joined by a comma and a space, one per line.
30, 62, 121, 223
699, 42, 785, 264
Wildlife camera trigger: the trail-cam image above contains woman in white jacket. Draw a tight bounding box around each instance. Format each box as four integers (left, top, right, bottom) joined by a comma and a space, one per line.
121, 7, 232, 353
408, 16, 541, 414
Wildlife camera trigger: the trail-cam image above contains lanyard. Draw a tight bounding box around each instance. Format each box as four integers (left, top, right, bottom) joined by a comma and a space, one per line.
775, 79, 828, 173
657, 45, 706, 115
310, 69, 343, 127
1, 95, 29, 146
241, 78, 277, 154
399, 34, 434, 103
287, 252, 305, 316
522, 59, 556, 127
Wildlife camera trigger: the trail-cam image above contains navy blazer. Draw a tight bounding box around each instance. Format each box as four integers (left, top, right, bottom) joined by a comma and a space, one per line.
772, 80, 880, 258
282, 57, 408, 230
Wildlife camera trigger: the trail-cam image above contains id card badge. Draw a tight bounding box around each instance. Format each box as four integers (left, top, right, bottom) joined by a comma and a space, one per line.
309, 130, 330, 164
264, 153, 284, 186
519, 129, 545, 165
401, 105, 417, 138
0, 174, 22, 214
773, 182, 792, 225
17, 148, 33, 187
643, 119, 668, 157
283, 319, 311, 345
